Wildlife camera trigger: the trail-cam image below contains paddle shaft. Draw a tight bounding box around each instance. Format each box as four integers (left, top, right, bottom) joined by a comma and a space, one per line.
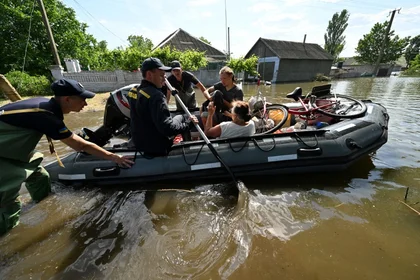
0, 74, 22, 101
164, 78, 238, 184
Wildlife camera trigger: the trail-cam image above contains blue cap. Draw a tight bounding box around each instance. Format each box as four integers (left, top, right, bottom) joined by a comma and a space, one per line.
51, 79, 95, 98
141, 57, 171, 72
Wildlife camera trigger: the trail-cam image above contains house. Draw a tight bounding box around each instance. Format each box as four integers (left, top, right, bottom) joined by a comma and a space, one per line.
244, 38, 333, 83
329, 57, 404, 78
153, 28, 226, 69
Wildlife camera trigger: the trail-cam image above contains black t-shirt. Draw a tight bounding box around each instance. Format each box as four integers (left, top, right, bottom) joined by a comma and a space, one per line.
0, 97, 72, 140
167, 71, 199, 93
213, 82, 244, 102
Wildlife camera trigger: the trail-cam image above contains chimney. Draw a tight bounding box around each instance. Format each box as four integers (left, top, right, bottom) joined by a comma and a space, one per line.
303, 34, 306, 44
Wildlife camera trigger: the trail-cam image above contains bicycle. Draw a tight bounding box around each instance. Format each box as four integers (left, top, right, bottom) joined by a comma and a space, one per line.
248, 79, 289, 134
249, 84, 367, 134
286, 84, 367, 121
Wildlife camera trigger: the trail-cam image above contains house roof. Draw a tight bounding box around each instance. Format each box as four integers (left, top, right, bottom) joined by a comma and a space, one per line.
245, 38, 333, 60
342, 57, 359, 65
153, 28, 226, 60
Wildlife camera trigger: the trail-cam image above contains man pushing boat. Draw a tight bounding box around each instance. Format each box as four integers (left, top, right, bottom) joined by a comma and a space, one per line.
0, 78, 133, 235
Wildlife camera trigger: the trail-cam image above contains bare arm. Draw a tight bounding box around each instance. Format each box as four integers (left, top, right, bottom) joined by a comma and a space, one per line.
203, 86, 215, 101
60, 133, 134, 167
197, 81, 210, 100
224, 99, 233, 108
204, 102, 222, 138
166, 88, 171, 103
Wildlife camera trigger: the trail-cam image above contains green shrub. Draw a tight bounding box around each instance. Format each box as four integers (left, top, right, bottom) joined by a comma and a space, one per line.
4, 71, 52, 96
402, 54, 420, 76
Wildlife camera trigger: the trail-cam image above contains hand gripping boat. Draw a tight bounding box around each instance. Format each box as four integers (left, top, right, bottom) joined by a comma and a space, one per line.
45, 85, 389, 186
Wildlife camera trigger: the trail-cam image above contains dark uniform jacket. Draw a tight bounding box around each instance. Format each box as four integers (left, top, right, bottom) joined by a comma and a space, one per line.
0, 98, 72, 162
128, 80, 192, 156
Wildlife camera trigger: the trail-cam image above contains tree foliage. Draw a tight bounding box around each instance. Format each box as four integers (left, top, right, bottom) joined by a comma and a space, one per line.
324, 9, 350, 62
405, 35, 420, 67
227, 55, 259, 75
0, 0, 101, 76
151, 47, 208, 71
127, 35, 153, 51
403, 54, 420, 76
199, 36, 211, 45
4, 71, 51, 96
355, 21, 409, 64
0, 0, 209, 75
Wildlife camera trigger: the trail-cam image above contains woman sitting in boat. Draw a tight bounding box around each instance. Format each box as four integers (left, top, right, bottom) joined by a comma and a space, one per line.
204, 101, 255, 139
201, 66, 244, 125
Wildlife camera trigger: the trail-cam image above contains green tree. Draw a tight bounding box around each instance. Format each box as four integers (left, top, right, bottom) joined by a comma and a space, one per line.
199, 36, 211, 45
403, 54, 420, 76
355, 21, 409, 64
227, 55, 259, 75
324, 9, 349, 62
151, 46, 207, 71
127, 35, 153, 51
405, 35, 420, 67
179, 50, 208, 71
0, 0, 100, 76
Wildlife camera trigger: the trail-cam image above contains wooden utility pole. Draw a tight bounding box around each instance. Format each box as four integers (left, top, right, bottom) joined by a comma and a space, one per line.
373, 8, 401, 76
36, 0, 61, 66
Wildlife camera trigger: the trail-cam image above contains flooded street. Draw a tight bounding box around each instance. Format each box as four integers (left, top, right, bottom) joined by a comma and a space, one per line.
1, 77, 420, 279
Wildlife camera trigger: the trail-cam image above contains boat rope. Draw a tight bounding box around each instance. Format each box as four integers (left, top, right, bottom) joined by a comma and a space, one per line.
252, 137, 276, 152
181, 143, 205, 165
228, 139, 249, 153
293, 133, 319, 149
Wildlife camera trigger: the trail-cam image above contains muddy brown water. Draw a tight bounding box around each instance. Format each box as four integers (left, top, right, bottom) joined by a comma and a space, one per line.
1, 77, 420, 280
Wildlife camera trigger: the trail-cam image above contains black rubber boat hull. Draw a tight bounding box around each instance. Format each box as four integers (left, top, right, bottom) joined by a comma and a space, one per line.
45, 101, 389, 186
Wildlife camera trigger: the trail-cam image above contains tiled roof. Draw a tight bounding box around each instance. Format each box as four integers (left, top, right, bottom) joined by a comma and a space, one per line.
154, 28, 226, 59
246, 38, 334, 60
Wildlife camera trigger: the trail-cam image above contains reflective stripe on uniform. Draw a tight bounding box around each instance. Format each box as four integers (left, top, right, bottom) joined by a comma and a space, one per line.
128, 90, 137, 100
139, 90, 150, 99
0, 108, 52, 116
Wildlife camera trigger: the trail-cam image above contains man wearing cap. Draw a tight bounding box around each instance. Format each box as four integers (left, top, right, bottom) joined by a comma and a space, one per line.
166, 60, 210, 111
0, 78, 134, 235
128, 57, 198, 156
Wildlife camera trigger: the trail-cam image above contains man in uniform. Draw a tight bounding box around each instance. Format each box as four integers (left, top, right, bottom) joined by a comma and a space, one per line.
0, 78, 133, 235
128, 57, 198, 156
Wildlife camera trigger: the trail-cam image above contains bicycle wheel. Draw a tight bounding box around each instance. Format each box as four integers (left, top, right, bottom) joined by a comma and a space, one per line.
252, 104, 289, 134
311, 94, 367, 119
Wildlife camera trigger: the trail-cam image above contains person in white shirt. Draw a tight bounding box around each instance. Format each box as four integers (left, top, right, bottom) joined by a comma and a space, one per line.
204, 100, 255, 138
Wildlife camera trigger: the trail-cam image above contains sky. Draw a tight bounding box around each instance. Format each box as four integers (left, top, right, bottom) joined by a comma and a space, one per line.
60, 0, 420, 58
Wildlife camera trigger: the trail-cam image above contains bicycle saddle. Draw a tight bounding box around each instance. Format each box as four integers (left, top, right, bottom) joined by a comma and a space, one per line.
286, 87, 303, 101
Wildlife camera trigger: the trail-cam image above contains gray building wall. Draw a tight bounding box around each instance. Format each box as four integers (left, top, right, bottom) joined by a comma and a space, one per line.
329, 64, 394, 79
190, 69, 219, 86
277, 59, 332, 82
60, 69, 221, 92
63, 70, 142, 92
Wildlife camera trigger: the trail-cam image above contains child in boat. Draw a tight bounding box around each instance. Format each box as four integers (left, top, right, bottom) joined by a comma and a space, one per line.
204, 101, 255, 138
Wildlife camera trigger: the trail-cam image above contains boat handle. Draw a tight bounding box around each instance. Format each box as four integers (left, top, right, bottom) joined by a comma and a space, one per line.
93, 166, 120, 177
297, 147, 322, 157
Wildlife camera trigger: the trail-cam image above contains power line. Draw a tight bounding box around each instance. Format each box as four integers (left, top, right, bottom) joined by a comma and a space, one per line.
71, 0, 127, 46
22, 0, 36, 73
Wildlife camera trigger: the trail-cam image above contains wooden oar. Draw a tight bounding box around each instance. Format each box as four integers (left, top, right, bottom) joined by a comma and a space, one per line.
0, 74, 22, 101
164, 78, 239, 194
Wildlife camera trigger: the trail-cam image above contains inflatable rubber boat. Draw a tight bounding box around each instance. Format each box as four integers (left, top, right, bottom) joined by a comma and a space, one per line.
45, 97, 389, 186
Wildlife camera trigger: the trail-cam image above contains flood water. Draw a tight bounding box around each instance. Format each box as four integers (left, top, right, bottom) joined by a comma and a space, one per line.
1, 77, 420, 280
